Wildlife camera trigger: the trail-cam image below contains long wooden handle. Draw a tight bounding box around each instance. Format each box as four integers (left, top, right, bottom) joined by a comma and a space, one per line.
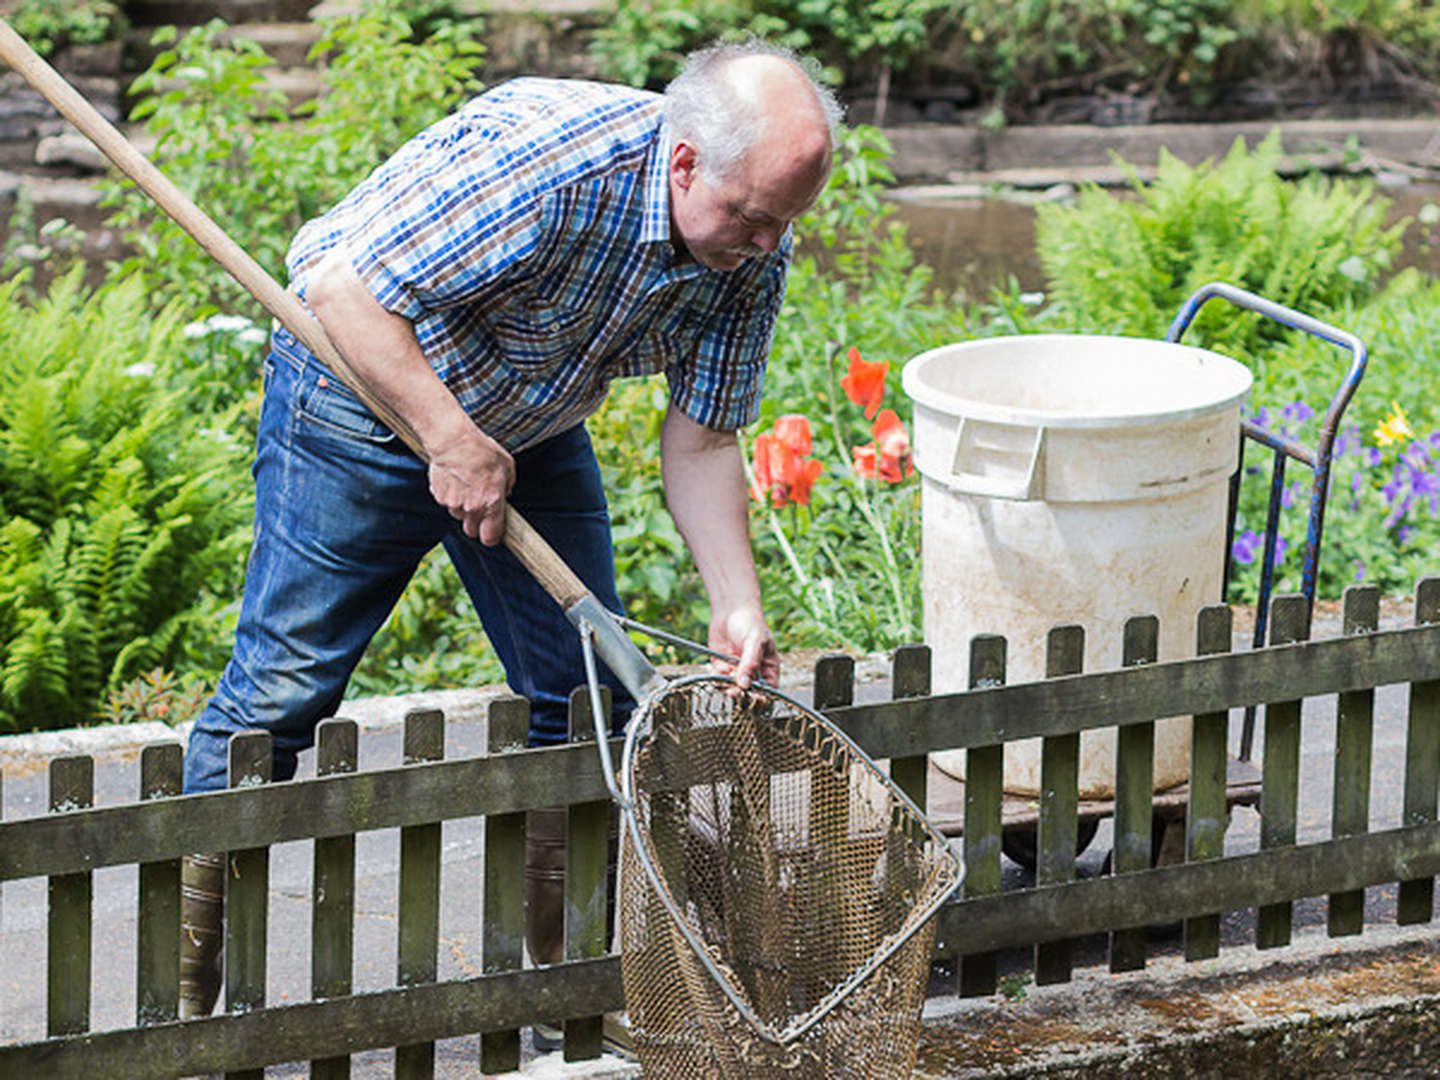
0, 18, 589, 607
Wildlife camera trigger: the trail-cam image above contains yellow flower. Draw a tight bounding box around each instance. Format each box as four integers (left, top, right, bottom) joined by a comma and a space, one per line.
1374, 401, 1414, 447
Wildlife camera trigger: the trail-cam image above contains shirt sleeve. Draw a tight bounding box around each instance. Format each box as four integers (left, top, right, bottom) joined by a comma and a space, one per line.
665, 241, 789, 432
343, 116, 548, 322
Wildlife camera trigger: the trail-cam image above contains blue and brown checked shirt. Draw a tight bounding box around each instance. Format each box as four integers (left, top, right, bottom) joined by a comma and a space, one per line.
286, 77, 790, 453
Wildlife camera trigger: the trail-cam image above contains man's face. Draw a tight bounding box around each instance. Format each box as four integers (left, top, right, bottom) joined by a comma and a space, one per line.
668, 139, 829, 272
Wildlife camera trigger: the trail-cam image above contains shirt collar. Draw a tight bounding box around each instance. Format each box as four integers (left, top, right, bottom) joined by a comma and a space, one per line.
640, 122, 673, 248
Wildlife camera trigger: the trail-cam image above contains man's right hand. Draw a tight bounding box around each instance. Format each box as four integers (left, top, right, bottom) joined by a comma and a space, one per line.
427, 427, 516, 546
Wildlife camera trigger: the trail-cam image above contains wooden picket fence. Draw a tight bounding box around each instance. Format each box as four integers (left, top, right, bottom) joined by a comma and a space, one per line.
1, 579, 1438, 1077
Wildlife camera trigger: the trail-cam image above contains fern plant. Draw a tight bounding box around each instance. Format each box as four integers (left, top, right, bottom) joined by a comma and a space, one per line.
0, 268, 252, 732
1033, 131, 1405, 369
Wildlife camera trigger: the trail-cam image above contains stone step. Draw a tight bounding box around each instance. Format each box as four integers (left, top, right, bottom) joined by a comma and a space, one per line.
125, 0, 319, 27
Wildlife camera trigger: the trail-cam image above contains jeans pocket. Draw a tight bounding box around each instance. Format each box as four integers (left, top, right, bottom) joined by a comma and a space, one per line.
297, 370, 397, 445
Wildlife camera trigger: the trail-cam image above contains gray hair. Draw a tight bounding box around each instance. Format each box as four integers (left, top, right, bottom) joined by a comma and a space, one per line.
663, 39, 845, 180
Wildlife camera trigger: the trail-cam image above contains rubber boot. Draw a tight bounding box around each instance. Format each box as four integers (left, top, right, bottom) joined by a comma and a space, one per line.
179, 852, 225, 1019
526, 808, 567, 1051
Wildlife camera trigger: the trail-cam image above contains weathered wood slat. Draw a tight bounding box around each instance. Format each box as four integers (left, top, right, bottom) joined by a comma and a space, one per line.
961, 636, 1004, 998
480, 696, 527, 1074
1330, 585, 1379, 937
939, 818, 1440, 952
396, 708, 444, 1079
311, 718, 358, 1080
1184, 605, 1232, 961
0, 956, 624, 1079
1258, 595, 1308, 949
563, 687, 607, 1062
136, 743, 182, 1026
889, 644, 931, 808
1399, 577, 1440, 924
226, 732, 271, 1080
48, 756, 93, 1038
1110, 616, 1157, 973
1035, 625, 1082, 987
9, 620, 1440, 882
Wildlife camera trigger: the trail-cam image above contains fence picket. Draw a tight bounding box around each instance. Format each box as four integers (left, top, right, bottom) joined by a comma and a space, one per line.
1399, 576, 1440, 924
1258, 594, 1309, 949
312, 718, 358, 1080
1036, 625, 1083, 986
480, 696, 528, 1073
396, 708, 444, 1079
814, 654, 859, 997
226, 730, 271, 1080
564, 685, 609, 1061
1111, 616, 1158, 973
48, 755, 93, 1037
1184, 605, 1232, 960
889, 644, 931, 808
961, 635, 1005, 998
1330, 586, 1379, 936
137, 742, 182, 1025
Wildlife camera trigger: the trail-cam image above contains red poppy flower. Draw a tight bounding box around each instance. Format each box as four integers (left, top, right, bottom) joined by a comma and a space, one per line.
789, 456, 823, 505
851, 441, 878, 480
840, 346, 889, 420
872, 408, 914, 482
773, 413, 813, 457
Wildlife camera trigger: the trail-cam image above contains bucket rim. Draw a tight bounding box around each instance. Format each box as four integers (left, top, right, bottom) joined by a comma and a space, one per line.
902, 333, 1253, 430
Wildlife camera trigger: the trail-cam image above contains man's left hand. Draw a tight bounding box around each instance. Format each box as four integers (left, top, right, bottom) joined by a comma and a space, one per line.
710, 602, 780, 690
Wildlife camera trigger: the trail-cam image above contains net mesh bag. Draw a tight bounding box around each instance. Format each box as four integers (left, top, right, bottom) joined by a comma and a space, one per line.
617, 676, 959, 1079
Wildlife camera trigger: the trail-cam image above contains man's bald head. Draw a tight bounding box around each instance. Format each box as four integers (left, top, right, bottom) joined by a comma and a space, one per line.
663, 40, 843, 184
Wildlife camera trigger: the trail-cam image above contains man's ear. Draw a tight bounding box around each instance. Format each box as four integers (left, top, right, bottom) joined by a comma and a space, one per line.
670, 140, 699, 191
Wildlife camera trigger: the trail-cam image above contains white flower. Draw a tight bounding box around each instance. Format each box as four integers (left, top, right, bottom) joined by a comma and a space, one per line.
123, 362, 156, 378
182, 321, 210, 339
206, 314, 253, 334
236, 327, 269, 346
1019, 291, 1045, 306
174, 66, 207, 81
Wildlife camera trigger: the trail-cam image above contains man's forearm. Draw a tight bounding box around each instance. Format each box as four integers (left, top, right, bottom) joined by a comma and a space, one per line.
304, 250, 516, 543
661, 407, 778, 685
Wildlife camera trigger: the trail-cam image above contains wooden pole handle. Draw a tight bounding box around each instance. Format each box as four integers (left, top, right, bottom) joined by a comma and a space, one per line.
0, 18, 590, 608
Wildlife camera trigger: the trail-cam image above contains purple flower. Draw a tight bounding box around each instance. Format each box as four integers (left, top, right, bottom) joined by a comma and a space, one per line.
1334, 428, 1358, 458
1251, 406, 1270, 429
1354, 558, 1366, 581
1414, 469, 1440, 499
1232, 529, 1262, 565
1282, 400, 1315, 424
1273, 535, 1289, 568
1399, 524, 1414, 545
1281, 482, 1299, 509
1364, 448, 1383, 467
1352, 472, 1365, 494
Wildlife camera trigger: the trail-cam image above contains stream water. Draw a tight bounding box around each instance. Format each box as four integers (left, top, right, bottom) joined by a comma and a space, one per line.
883, 182, 1440, 303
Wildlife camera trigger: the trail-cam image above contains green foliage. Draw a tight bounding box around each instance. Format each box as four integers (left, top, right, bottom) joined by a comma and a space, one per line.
1033, 131, 1404, 368
7, 0, 124, 57
591, 0, 947, 88
104, 666, 210, 727
104, 2, 484, 318
0, 269, 252, 731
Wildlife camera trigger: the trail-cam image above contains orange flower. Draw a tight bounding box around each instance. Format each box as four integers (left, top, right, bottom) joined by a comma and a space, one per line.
773, 413, 813, 457
840, 346, 889, 420
851, 442, 878, 480
789, 456, 823, 505
872, 408, 914, 482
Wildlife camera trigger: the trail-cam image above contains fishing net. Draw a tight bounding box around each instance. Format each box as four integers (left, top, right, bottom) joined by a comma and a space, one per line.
615, 675, 960, 1079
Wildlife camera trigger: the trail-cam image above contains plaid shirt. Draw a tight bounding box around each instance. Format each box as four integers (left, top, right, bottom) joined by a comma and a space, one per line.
286, 78, 790, 452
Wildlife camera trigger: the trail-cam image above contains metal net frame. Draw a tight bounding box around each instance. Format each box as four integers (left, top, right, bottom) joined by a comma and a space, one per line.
614, 675, 961, 1079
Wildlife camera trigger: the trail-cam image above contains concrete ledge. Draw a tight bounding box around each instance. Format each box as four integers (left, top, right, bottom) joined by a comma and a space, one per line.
919, 923, 1440, 1077
883, 116, 1440, 183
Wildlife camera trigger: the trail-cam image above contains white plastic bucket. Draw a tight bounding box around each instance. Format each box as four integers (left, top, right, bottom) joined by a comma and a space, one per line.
902, 334, 1252, 798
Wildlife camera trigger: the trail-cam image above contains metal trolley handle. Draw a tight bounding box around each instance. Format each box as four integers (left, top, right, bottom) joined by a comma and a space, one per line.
1167, 281, 1368, 759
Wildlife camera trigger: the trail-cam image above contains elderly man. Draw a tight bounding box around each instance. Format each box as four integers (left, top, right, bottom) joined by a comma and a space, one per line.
178, 40, 842, 1022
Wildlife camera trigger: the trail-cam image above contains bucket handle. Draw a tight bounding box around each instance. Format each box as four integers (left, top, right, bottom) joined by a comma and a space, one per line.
946, 416, 1047, 500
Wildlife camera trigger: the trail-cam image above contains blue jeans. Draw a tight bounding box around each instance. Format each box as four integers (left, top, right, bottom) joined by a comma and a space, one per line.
182, 327, 634, 793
